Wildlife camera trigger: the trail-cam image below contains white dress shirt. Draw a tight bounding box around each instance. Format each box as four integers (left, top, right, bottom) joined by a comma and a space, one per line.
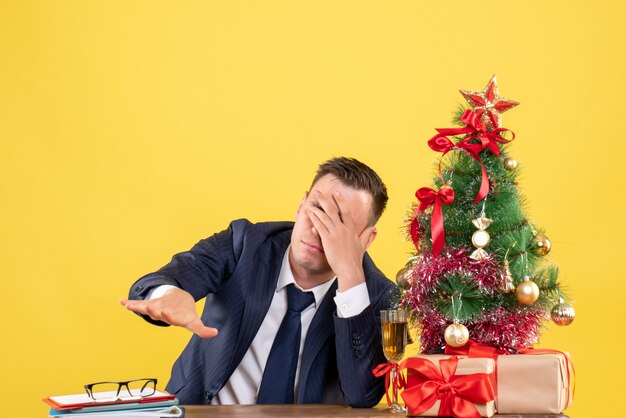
149, 246, 370, 404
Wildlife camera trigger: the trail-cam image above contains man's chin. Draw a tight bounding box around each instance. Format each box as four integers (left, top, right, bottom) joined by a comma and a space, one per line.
299, 261, 331, 274
292, 255, 331, 276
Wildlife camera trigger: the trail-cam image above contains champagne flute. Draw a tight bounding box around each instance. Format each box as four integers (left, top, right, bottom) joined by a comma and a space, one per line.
380, 309, 408, 413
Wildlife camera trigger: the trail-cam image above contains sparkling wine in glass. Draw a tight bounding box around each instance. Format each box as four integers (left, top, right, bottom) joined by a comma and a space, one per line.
380, 309, 408, 413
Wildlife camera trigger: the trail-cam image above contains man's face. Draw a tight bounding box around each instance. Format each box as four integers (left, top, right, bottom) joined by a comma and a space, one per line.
289, 174, 375, 282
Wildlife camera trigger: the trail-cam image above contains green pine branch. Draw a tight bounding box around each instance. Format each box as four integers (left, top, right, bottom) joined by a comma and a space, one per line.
433, 273, 501, 321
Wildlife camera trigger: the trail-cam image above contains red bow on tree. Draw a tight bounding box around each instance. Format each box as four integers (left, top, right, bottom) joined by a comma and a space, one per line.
400, 356, 495, 418
411, 185, 454, 257
428, 110, 515, 204
428, 134, 487, 204
437, 109, 515, 156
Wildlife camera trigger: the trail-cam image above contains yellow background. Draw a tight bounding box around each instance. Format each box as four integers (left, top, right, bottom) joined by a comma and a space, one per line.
1, 1, 624, 416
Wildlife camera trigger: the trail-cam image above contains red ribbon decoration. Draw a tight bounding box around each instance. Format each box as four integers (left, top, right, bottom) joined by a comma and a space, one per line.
428, 110, 515, 204
435, 110, 515, 156
372, 362, 406, 407
414, 186, 454, 257
444, 339, 505, 400
428, 135, 489, 204
400, 356, 495, 418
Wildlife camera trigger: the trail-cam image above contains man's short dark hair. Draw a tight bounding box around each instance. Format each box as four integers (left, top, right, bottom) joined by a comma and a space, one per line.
311, 157, 388, 225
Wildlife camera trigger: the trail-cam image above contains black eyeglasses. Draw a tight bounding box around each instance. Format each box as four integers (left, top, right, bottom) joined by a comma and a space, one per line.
84, 378, 157, 402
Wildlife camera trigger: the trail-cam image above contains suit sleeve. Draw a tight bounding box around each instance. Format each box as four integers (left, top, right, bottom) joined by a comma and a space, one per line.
127, 219, 248, 325
333, 256, 396, 407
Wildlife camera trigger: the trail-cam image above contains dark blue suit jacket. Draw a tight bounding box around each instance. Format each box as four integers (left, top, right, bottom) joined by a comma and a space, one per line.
129, 219, 395, 407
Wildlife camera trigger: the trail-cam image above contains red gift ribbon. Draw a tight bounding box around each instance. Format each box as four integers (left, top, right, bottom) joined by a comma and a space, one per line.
444, 341, 575, 410
372, 362, 406, 407
444, 339, 504, 400
400, 356, 495, 418
518, 347, 576, 408
445, 339, 508, 359
413, 185, 454, 257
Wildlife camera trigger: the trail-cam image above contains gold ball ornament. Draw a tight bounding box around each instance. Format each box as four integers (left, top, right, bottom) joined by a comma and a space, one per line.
516, 276, 540, 305
396, 267, 413, 288
503, 157, 518, 171
444, 323, 469, 348
551, 299, 575, 326
534, 234, 552, 256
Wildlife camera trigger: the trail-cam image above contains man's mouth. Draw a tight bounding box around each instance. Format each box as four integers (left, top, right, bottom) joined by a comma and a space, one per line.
303, 241, 324, 253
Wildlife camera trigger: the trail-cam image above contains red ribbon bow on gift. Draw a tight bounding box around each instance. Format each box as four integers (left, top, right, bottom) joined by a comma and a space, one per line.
444, 341, 576, 410
400, 356, 495, 418
372, 362, 406, 407
411, 185, 454, 257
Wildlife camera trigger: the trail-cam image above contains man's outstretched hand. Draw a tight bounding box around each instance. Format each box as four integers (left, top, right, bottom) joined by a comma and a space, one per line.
120, 287, 218, 339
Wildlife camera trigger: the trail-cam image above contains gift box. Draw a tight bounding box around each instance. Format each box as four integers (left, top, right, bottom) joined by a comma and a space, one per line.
496, 351, 573, 414
401, 355, 496, 418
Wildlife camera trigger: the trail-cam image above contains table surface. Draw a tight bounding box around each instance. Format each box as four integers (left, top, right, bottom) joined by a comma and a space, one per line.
182, 404, 569, 418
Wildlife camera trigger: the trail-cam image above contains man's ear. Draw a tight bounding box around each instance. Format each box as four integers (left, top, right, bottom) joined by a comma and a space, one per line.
361, 226, 377, 251
296, 191, 309, 216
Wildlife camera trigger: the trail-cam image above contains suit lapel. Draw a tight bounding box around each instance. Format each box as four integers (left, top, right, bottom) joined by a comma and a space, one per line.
225, 232, 291, 378
297, 280, 338, 401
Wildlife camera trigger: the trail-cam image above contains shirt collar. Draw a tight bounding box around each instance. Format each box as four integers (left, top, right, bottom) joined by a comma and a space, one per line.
276, 245, 336, 308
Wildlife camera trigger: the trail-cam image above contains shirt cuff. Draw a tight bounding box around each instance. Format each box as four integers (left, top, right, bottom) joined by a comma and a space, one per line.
146, 284, 177, 300
334, 282, 370, 318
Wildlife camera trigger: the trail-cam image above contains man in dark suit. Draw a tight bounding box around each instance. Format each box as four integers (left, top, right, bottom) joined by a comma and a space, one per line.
121, 157, 396, 407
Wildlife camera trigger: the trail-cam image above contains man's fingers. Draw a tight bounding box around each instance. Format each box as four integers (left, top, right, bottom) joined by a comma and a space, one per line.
120, 299, 151, 316
121, 298, 167, 322
186, 318, 219, 339
307, 201, 333, 228
308, 208, 329, 237
121, 292, 219, 338
145, 303, 163, 321
332, 192, 353, 228
314, 190, 342, 224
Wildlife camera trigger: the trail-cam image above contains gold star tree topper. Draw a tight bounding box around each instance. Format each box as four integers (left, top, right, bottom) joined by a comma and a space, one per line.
460, 75, 519, 129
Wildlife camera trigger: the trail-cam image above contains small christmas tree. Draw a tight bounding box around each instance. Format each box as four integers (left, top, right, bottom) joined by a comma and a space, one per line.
400, 76, 575, 353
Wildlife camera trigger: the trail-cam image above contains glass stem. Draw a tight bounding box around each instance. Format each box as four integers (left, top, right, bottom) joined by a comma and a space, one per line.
391, 365, 398, 405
